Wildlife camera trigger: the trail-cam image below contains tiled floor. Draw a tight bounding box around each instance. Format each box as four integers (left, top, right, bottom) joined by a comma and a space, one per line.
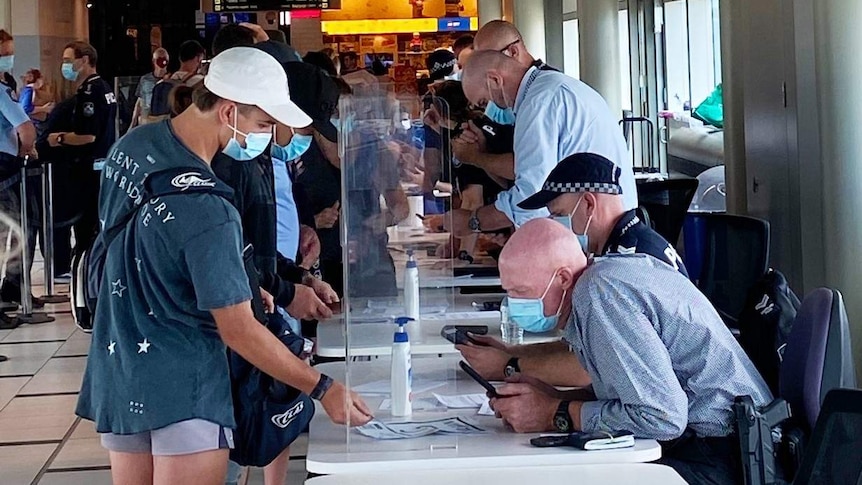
0, 283, 309, 485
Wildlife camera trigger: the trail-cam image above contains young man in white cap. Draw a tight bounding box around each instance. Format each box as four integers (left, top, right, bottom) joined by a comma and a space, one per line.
75, 47, 373, 485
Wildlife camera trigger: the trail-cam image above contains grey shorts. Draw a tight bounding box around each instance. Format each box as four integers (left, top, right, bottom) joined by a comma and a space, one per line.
100, 419, 234, 456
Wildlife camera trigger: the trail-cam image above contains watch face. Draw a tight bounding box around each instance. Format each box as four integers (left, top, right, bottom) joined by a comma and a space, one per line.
505, 365, 515, 377
554, 415, 571, 433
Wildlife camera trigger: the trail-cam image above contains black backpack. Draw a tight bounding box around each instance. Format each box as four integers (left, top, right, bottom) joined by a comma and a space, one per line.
149, 73, 195, 117
738, 269, 801, 394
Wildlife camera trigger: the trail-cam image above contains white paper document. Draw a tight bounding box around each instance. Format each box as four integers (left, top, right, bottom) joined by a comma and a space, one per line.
379, 397, 447, 412
433, 393, 487, 409
356, 417, 487, 440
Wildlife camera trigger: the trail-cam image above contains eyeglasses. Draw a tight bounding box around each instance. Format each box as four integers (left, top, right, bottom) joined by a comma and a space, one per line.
499, 39, 521, 55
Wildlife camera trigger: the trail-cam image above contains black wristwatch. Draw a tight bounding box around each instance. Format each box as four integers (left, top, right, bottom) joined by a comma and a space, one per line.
468, 210, 481, 233
504, 357, 520, 378
458, 250, 474, 263
554, 400, 574, 433
310, 374, 334, 401
56, 133, 65, 146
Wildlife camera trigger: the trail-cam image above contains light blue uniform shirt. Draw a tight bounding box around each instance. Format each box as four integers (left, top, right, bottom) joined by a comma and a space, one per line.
0, 81, 29, 156
566, 254, 772, 441
499, 68, 637, 226
272, 155, 302, 334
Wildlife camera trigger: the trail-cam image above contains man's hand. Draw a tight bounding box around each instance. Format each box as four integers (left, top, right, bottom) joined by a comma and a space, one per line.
490, 383, 559, 433
286, 284, 333, 321
452, 137, 482, 166
260, 288, 275, 314
456, 340, 512, 381
443, 208, 474, 238
320, 382, 374, 426
47, 132, 66, 148
298, 225, 321, 269
307, 277, 339, 305
239, 22, 270, 43
315, 201, 340, 229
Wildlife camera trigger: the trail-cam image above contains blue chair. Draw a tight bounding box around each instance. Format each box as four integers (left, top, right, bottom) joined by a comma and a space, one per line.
736, 287, 856, 485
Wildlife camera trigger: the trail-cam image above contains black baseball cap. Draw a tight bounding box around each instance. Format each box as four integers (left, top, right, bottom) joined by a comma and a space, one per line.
283, 62, 340, 142
426, 49, 456, 81
519, 153, 623, 210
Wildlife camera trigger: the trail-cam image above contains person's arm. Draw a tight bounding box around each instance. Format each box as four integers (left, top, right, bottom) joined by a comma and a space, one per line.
129, 98, 142, 129
575, 286, 689, 440
494, 95, 564, 226
1, 86, 35, 155
50, 89, 99, 147
18, 86, 34, 115
459, 336, 590, 387
470, 153, 515, 180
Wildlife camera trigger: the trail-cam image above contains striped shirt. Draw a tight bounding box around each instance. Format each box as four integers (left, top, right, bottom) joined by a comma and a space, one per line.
565, 254, 772, 440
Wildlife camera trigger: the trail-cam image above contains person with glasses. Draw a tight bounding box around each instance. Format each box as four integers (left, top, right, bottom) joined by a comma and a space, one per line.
473, 20, 559, 72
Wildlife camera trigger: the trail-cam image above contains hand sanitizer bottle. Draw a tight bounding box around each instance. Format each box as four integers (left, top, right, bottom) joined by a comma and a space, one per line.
404, 250, 421, 340
391, 317, 413, 417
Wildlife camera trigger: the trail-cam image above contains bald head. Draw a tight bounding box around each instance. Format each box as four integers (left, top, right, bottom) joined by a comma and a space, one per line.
461, 50, 528, 108
474, 20, 535, 68
153, 47, 168, 59
500, 218, 587, 297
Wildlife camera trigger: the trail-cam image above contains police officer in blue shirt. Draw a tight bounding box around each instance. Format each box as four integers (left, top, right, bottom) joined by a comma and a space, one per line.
0, 29, 38, 324
520, 152, 687, 277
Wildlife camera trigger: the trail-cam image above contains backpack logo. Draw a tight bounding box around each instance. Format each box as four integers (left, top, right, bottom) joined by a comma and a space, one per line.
170, 172, 216, 191
755, 294, 775, 315
271, 401, 305, 429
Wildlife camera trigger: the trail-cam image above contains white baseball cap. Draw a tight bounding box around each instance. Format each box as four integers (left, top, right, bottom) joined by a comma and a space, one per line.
204, 46, 312, 128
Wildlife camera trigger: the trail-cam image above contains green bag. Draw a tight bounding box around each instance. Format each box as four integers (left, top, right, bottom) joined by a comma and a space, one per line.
693, 83, 724, 128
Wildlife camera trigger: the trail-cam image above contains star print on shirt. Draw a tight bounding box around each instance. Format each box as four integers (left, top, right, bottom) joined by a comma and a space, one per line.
137, 338, 151, 354
111, 279, 127, 298
108, 341, 116, 355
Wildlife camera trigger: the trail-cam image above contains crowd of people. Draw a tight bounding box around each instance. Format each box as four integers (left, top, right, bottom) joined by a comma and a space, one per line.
0, 18, 773, 485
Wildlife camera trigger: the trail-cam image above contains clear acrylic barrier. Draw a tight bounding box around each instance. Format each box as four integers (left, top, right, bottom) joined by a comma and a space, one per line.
338, 83, 471, 453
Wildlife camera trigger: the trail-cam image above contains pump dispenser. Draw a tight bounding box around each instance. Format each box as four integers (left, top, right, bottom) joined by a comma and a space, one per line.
391, 317, 413, 417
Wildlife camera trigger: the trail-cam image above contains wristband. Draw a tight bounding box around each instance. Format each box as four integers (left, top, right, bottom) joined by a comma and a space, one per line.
310, 374, 334, 401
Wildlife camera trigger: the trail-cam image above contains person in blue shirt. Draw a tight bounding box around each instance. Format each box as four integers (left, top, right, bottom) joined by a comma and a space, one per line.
75, 47, 372, 485
485, 218, 771, 484
17, 69, 54, 135
446, 50, 637, 238
0, 30, 38, 325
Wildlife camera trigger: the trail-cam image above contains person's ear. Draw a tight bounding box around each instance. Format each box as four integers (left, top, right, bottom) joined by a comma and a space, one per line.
217, 101, 236, 126
557, 266, 577, 292
583, 192, 598, 214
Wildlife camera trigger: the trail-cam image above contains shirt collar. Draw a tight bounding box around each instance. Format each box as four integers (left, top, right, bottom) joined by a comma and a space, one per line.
602, 209, 640, 255
513, 66, 539, 115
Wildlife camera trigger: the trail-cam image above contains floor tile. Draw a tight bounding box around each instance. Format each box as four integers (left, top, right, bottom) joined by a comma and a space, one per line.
2, 316, 76, 344
0, 394, 78, 444
0, 376, 31, 411
0, 443, 57, 485
54, 331, 91, 358
0, 342, 63, 377
69, 419, 99, 440
19, 357, 86, 396
38, 470, 113, 485
49, 437, 109, 470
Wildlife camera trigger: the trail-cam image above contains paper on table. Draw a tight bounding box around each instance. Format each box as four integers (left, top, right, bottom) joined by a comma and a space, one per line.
433, 393, 487, 409
478, 400, 495, 416
356, 417, 486, 440
353, 378, 447, 396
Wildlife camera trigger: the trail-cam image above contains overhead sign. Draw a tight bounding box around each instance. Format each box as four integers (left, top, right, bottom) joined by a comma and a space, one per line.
212, 0, 330, 12
437, 17, 472, 32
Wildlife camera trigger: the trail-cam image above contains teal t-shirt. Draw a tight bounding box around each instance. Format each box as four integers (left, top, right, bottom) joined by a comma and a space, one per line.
76, 121, 252, 434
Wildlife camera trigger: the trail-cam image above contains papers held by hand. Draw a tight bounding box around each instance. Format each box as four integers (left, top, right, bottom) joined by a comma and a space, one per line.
356, 417, 487, 440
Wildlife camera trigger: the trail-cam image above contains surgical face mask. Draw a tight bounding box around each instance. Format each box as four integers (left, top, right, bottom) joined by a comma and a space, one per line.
507, 271, 567, 333
566, 196, 593, 255
61, 61, 80, 81
222, 110, 273, 161
272, 132, 313, 162
484, 78, 515, 126
155, 57, 169, 69
0, 55, 14, 73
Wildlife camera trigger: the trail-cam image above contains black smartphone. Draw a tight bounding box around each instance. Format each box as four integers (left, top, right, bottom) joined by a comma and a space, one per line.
530, 435, 574, 448
441, 325, 488, 345
459, 361, 499, 398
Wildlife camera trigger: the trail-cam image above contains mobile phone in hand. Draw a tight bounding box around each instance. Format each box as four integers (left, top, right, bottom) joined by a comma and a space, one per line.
459, 361, 499, 398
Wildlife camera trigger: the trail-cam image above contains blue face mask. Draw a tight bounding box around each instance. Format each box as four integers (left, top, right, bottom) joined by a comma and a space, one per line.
272, 133, 313, 162
507, 271, 567, 333
552, 195, 592, 255
0, 55, 14, 73
61, 62, 79, 82
222, 110, 273, 161
484, 78, 515, 126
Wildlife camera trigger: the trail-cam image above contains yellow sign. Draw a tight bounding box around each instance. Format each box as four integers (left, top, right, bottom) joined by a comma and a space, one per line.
322, 18, 439, 35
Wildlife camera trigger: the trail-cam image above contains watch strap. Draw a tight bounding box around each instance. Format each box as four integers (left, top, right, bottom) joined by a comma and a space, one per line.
310, 374, 334, 401
554, 400, 574, 432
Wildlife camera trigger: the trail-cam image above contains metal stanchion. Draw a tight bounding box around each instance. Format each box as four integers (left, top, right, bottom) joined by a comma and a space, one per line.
14, 156, 54, 325
40, 162, 66, 304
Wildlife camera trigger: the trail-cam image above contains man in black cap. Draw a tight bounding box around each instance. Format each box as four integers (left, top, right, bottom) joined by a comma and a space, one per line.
519, 152, 687, 277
